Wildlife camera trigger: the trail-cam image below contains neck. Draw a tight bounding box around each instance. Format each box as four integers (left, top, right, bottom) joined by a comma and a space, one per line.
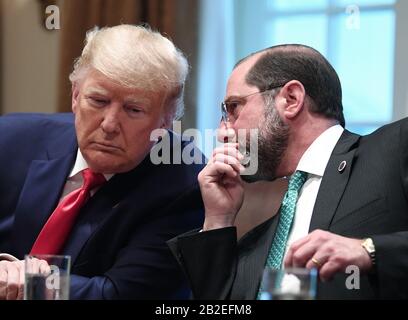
276, 116, 338, 177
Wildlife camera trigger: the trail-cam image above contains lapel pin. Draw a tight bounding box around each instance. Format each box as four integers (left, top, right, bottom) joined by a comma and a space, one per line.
338, 160, 347, 173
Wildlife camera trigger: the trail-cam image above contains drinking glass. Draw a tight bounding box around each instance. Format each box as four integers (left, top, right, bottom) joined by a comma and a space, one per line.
24, 254, 71, 300
259, 267, 317, 300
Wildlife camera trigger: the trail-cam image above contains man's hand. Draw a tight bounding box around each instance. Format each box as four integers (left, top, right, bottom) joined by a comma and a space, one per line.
198, 125, 246, 231
0, 258, 51, 300
284, 230, 373, 281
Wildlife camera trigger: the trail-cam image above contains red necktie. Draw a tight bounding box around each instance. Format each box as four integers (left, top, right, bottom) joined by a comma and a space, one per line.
30, 168, 106, 255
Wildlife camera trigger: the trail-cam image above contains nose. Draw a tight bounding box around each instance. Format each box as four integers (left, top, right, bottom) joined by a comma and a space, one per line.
100, 105, 121, 134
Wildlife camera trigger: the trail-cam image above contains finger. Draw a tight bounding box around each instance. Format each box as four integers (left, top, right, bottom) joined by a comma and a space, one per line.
287, 230, 330, 264
207, 161, 241, 180
212, 144, 243, 159
39, 260, 51, 275
213, 154, 245, 174
305, 243, 334, 270
18, 261, 25, 300
284, 236, 313, 267
290, 234, 314, 252
213, 153, 242, 166
28, 258, 40, 274
318, 261, 342, 282
305, 256, 325, 270
198, 163, 234, 184
283, 252, 292, 268
27, 257, 46, 275
5, 263, 19, 300
289, 241, 322, 268
0, 268, 7, 300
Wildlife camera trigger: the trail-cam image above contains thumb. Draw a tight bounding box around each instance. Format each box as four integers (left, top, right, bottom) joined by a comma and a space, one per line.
18, 261, 25, 300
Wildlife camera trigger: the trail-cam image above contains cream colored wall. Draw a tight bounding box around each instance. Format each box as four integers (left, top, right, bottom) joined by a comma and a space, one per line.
1, 0, 59, 114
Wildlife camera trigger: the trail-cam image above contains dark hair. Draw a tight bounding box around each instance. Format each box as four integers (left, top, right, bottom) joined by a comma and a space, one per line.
237, 44, 345, 127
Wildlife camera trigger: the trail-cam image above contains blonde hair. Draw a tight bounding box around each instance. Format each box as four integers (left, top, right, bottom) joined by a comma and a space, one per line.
69, 24, 189, 120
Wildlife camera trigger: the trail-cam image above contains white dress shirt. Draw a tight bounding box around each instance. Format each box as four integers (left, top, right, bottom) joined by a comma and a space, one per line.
59, 149, 113, 200
283, 124, 344, 258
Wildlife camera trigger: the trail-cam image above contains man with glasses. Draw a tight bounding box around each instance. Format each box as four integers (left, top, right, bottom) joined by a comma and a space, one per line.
168, 44, 408, 299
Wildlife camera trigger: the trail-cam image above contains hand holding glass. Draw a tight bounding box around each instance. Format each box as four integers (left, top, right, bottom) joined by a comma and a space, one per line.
24, 254, 71, 300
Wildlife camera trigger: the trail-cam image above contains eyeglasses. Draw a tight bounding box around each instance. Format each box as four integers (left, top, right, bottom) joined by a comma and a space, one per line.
221, 83, 286, 123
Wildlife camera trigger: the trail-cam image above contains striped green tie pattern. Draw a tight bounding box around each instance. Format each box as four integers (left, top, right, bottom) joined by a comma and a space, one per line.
257, 170, 307, 299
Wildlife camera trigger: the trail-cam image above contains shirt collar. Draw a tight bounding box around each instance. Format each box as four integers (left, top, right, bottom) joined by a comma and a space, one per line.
296, 124, 344, 177
69, 149, 114, 181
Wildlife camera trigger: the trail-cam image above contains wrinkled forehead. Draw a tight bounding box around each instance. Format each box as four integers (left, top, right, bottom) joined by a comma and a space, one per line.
80, 69, 166, 107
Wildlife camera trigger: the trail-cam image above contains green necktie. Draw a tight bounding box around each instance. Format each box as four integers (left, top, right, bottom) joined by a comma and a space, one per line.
257, 170, 307, 299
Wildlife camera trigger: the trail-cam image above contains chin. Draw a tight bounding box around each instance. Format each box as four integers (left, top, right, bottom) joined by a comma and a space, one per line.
89, 164, 132, 174
85, 157, 132, 174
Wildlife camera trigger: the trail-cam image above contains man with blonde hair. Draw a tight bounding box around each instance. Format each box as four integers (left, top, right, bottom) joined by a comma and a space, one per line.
0, 24, 204, 299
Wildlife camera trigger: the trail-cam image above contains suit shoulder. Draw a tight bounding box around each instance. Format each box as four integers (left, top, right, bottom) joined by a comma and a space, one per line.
143, 131, 206, 192
0, 113, 75, 145
356, 118, 408, 158
370, 118, 408, 136
1, 112, 74, 124
357, 118, 408, 145
0, 112, 73, 130
157, 130, 207, 169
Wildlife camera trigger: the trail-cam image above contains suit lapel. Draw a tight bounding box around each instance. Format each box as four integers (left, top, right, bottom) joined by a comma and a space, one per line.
61, 174, 129, 264
12, 124, 77, 258
60, 178, 117, 264
63, 157, 155, 264
12, 155, 76, 258
309, 130, 360, 232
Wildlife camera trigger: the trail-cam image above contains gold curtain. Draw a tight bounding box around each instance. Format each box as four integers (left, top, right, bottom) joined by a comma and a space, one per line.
57, 0, 178, 113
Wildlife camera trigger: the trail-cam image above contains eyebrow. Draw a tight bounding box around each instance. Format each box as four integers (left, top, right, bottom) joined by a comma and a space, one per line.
124, 97, 151, 107
84, 86, 110, 96
84, 86, 152, 107
224, 95, 247, 102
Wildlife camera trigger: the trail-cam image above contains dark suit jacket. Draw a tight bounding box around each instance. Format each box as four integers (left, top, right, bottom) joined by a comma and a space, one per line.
168, 118, 408, 299
0, 113, 205, 299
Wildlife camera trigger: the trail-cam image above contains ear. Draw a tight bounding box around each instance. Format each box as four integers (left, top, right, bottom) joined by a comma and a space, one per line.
160, 103, 174, 129
279, 80, 306, 120
71, 83, 80, 114
160, 115, 171, 129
